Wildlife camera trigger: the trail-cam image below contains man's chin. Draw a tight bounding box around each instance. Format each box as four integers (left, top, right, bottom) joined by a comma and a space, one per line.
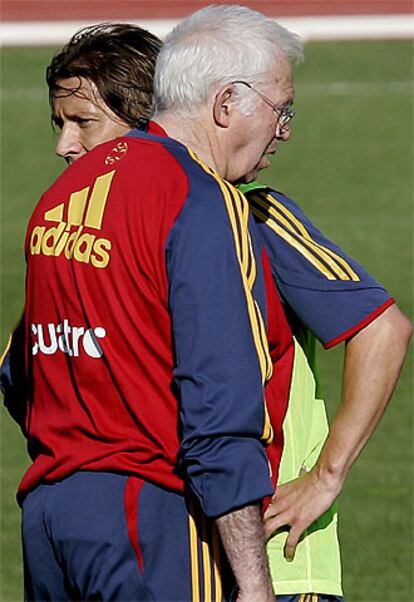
259, 155, 271, 170
243, 172, 258, 184
237, 168, 259, 185
236, 156, 270, 185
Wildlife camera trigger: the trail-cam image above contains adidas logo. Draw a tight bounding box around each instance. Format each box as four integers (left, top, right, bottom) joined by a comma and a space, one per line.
29, 170, 116, 269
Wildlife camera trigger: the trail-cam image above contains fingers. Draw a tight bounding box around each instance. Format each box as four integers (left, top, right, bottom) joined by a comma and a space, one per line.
264, 512, 305, 561
283, 526, 302, 562
263, 510, 291, 541
263, 469, 340, 561
263, 484, 291, 520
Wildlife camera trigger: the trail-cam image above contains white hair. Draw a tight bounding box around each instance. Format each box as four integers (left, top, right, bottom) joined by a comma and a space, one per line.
154, 4, 303, 116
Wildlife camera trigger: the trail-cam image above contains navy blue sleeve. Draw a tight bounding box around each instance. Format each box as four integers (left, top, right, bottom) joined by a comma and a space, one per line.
247, 188, 393, 348
166, 169, 274, 517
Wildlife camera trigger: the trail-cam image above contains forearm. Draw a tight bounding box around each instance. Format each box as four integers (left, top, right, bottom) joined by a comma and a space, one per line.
316, 304, 412, 489
216, 503, 274, 602
263, 305, 412, 558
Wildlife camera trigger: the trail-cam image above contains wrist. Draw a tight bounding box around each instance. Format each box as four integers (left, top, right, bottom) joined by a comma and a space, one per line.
236, 585, 274, 602
314, 460, 346, 494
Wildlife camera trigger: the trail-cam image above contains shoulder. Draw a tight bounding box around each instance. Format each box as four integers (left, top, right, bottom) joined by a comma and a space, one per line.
243, 185, 313, 228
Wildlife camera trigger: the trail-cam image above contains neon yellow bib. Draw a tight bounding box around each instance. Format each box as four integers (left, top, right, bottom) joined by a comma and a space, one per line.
240, 182, 342, 595
267, 338, 342, 595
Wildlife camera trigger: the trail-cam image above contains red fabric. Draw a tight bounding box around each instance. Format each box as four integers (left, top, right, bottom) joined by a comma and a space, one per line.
124, 476, 145, 574
324, 298, 395, 349
261, 249, 294, 508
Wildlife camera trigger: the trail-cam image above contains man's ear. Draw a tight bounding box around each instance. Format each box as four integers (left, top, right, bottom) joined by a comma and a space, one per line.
213, 85, 236, 128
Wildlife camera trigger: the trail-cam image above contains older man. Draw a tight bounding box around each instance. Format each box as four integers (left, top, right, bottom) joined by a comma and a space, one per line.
14, 6, 306, 602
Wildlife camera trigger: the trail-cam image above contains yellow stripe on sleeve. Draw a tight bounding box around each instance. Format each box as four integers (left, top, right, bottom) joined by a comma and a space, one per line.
234, 187, 258, 288
0, 333, 12, 368
258, 192, 360, 281
252, 193, 349, 279
232, 187, 250, 275
186, 148, 273, 443
222, 183, 273, 384
246, 220, 257, 288
218, 183, 273, 442
269, 195, 359, 279
227, 186, 273, 382
251, 203, 338, 280
186, 148, 273, 385
0, 312, 24, 367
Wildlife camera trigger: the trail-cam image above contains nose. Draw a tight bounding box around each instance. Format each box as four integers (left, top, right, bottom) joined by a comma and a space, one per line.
55, 124, 83, 163
276, 124, 292, 141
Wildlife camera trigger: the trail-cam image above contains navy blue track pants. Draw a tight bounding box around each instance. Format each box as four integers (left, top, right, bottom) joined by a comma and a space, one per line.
22, 471, 234, 601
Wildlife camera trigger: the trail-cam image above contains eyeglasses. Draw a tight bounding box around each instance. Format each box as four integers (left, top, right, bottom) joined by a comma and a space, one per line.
231, 80, 295, 136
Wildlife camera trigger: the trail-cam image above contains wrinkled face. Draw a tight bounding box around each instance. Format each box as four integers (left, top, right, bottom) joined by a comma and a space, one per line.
52, 77, 131, 165
229, 55, 295, 184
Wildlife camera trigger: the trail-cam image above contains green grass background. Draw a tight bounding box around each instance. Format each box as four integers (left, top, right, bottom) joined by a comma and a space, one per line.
1, 41, 413, 601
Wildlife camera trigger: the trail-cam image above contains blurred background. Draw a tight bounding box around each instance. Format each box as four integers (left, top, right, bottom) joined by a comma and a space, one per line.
1, 1, 413, 600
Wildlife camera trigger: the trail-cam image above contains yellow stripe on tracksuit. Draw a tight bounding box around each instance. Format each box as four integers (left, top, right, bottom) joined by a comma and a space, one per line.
269, 194, 359, 280
188, 502, 200, 602
0, 311, 24, 367
201, 516, 212, 602
188, 499, 223, 602
186, 148, 273, 444
211, 525, 223, 602
0, 333, 12, 368
250, 192, 360, 282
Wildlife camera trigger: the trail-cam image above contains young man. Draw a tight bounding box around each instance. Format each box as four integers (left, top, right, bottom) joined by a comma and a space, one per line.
47, 22, 161, 164
2, 10, 411, 602
5, 7, 311, 602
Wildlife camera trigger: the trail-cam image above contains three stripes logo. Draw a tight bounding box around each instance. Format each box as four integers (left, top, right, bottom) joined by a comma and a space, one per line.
249, 190, 360, 281
29, 170, 116, 269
